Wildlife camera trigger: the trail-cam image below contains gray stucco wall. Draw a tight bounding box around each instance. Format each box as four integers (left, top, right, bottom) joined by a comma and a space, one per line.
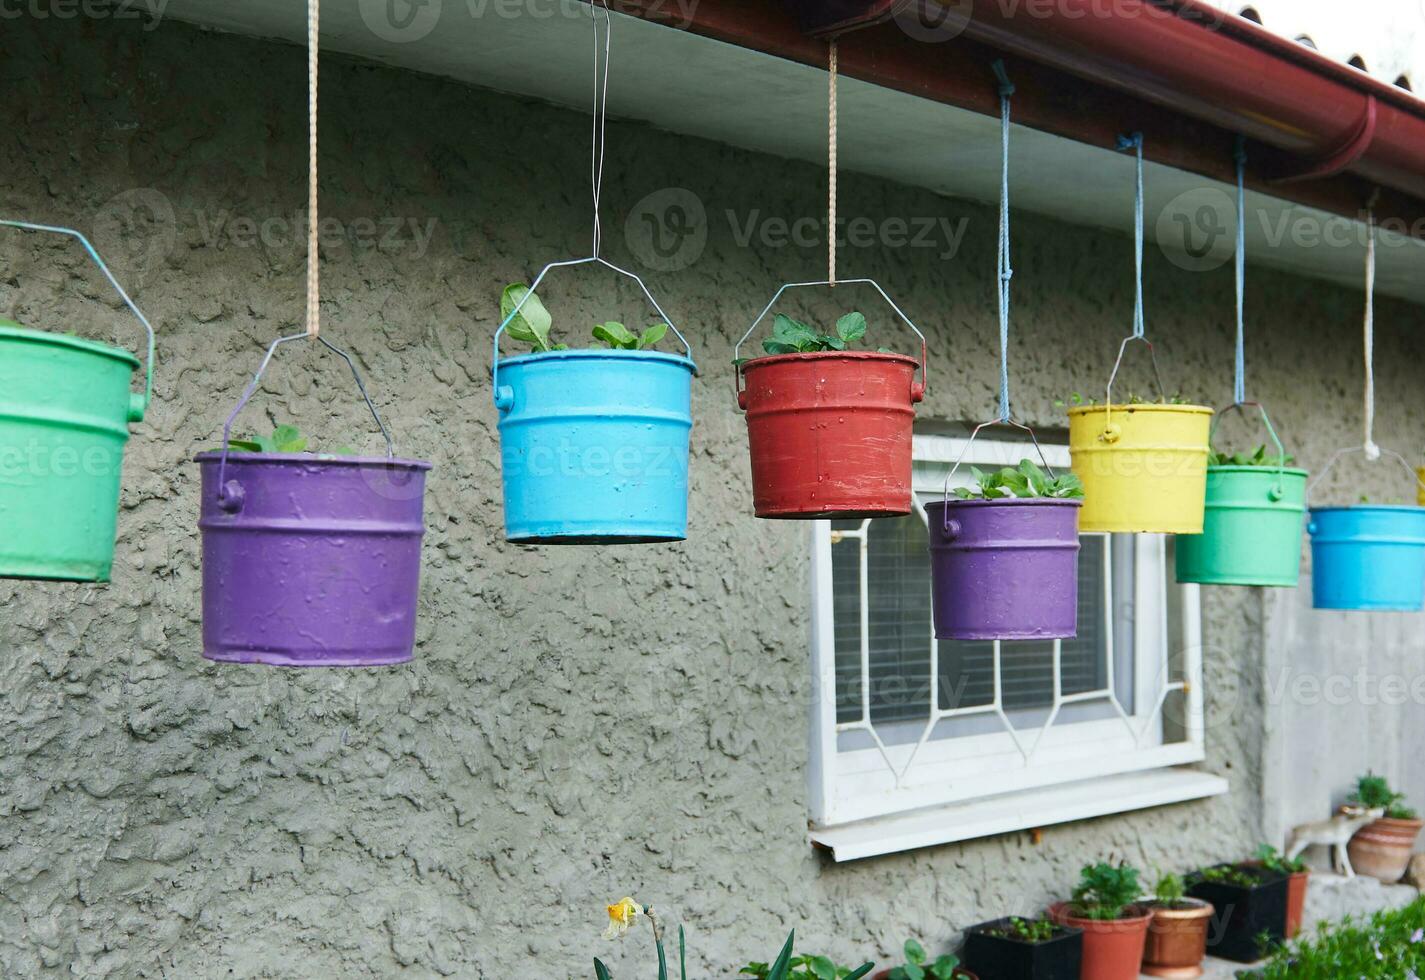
1, 12, 1422, 979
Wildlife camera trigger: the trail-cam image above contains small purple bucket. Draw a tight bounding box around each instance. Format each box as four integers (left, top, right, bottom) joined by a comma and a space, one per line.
925, 497, 1082, 641
197, 453, 430, 667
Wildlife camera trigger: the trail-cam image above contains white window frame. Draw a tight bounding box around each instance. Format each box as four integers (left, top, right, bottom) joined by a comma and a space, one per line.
807, 434, 1225, 859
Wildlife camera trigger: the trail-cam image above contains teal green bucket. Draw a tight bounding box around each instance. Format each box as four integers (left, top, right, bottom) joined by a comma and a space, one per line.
1176, 466, 1309, 587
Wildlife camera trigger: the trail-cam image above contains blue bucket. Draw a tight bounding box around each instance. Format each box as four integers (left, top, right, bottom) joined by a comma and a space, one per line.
1308, 506, 1425, 611
494, 350, 695, 543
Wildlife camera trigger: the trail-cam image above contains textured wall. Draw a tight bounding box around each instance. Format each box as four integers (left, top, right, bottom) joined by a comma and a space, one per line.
2, 12, 1424, 979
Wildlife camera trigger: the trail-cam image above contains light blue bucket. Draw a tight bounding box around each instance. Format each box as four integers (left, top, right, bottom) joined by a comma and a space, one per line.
1308, 506, 1425, 611
494, 349, 695, 543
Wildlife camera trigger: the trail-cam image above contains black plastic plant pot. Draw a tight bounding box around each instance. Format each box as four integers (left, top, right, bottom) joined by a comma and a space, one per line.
1187, 865, 1290, 963
959, 918, 1083, 980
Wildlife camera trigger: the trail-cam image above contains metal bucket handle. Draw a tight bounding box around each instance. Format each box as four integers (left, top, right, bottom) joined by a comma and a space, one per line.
491, 255, 696, 411
1306, 444, 1425, 513
1209, 401, 1292, 501
1096, 333, 1170, 443
0, 218, 155, 424
938, 417, 1060, 535
214, 332, 396, 509
733, 278, 929, 409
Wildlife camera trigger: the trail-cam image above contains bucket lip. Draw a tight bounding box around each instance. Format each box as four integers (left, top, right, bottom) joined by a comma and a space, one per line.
194, 450, 432, 470
739, 349, 920, 369
498, 348, 697, 373
0, 322, 141, 369
925, 496, 1084, 510
1207, 464, 1310, 478
1067, 402, 1213, 416
1309, 503, 1425, 514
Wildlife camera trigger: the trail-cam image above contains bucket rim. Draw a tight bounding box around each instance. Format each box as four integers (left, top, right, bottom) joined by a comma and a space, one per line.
0, 322, 141, 369
1207, 464, 1310, 478
1067, 402, 1213, 417
497, 348, 697, 373
739, 349, 920, 369
925, 497, 1084, 510
1309, 504, 1425, 515
194, 451, 432, 471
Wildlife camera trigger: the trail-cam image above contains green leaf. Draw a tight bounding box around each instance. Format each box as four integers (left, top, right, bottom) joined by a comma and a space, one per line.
272, 424, 307, 454
226, 439, 264, 453
640, 323, 669, 350
808, 956, 837, 980
771, 314, 818, 349
904, 966, 925, 980
595, 958, 612, 980
1019, 459, 1049, 496
930, 955, 959, 979
657, 936, 668, 980
904, 939, 926, 965
762, 341, 802, 355
593, 321, 639, 349
766, 932, 796, 980
887, 970, 908, 980
836, 311, 867, 343
501, 283, 555, 352
844, 966, 875, 980
819, 335, 847, 351
679, 925, 687, 980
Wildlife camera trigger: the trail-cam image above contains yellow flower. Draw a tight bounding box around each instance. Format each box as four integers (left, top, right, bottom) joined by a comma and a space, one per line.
603, 897, 643, 940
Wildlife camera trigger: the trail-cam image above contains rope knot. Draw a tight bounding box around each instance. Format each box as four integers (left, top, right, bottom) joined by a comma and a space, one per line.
1116, 132, 1143, 153
992, 60, 1015, 98
1365, 440, 1382, 462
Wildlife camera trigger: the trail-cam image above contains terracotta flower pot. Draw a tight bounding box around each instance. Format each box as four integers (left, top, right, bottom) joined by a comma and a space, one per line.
1348, 816, 1425, 883
1285, 870, 1310, 938
1048, 902, 1151, 980
1141, 899, 1213, 979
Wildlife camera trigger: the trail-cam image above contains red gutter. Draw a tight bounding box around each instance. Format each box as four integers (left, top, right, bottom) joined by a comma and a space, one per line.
604, 0, 1425, 231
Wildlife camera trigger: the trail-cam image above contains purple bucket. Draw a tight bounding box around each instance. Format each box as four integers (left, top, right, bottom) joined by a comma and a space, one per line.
196, 452, 431, 667
925, 497, 1082, 641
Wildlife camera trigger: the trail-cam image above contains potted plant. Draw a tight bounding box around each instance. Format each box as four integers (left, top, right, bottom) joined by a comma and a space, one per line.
1176, 443, 1309, 588
736, 309, 925, 519
960, 916, 1082, 980
1346, 771, 1425, 883
493, 283, 697, 544
1141, 871, 1213, 978
196, 424, 431, 667
1185, 862, 1289, 963
739, 937, 874, 980
0, 222, 154, 584
1254, 844, 1310, 938
1048, 861, 1152, 980
1065, 394, 1213, 534
870, 939, 977, 979
924, 460, 1084, 640
1308, 499, 1425, 611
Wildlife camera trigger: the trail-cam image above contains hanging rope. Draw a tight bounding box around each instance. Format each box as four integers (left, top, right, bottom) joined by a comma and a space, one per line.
1363, 208, 1380, 460
589, 0, 612, 258
305, 0, 320, 338
1116, 133, 1147, 339
1234, 138, 1247, 405
828, 40, 839, 287
994, 61, 1015, 422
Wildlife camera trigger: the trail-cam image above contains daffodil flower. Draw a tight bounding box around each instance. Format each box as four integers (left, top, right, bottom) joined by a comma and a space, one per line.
604, 897, 643, 940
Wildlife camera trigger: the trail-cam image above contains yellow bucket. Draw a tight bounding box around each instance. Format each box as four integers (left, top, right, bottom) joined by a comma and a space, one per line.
1418, 468, 1425, 507
1068, 404, 1214, 533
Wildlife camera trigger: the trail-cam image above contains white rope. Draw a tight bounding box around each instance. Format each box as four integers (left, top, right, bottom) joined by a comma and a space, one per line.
590, 0, 611, 258
305, 0, 320, 338
828, 40, 838, 287
1362, 207, 1373, 461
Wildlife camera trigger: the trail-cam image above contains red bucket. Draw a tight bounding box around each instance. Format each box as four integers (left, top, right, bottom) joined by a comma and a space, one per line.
738, 350, 924, 518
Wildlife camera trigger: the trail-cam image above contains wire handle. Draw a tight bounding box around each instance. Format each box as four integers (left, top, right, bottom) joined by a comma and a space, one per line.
939, 418, 1060, 532
1307, 445, 1425, 507
731, 278, 929, 407
0, 218, 155, 423
214, 333, 396, 507
491, 256, 696, 410
1209, 401, 1291, 500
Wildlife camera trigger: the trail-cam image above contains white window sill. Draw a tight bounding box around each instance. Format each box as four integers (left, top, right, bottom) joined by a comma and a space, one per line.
809, 767, 1229, 862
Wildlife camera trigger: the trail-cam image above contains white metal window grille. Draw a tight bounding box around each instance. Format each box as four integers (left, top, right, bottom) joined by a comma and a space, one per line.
808, 434, 1211, 843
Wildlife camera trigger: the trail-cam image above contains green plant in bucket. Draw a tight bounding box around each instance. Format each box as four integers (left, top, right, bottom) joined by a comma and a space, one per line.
1210, 444, 1295, 467
882, 938, 960, 980
219, 424, 355, 457
951, 459, 1084, 500
502, 283, 669, 353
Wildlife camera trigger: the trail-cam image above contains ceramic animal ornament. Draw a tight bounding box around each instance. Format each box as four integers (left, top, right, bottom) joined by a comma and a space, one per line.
1285, 805, 1386, 878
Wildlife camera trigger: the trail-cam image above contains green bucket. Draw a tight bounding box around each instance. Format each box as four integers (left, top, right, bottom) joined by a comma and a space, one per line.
1175, 465, 1309, 587
0, 220, 154, 583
